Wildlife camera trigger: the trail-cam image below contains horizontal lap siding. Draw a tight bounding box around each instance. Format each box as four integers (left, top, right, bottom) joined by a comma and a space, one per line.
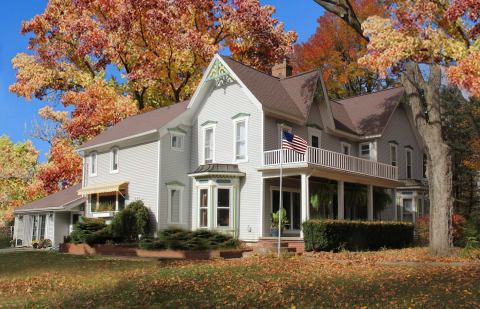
193, 83, 263, 241
378, 106, 423, 180
54, 212, 70, 246
85, 140, 159, 231
159, 126, 192, 230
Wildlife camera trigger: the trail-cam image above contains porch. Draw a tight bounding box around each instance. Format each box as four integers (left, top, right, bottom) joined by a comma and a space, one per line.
261, 173, 399, 239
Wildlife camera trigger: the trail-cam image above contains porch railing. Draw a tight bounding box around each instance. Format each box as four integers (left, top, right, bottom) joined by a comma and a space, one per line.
263, 146, 398, 181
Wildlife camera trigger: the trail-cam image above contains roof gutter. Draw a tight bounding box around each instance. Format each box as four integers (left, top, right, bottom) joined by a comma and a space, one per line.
76, 129, 159, 154
14, 197, 85, 214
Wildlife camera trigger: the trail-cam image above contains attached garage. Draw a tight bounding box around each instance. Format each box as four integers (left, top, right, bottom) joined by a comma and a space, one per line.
13, 184, 85, 247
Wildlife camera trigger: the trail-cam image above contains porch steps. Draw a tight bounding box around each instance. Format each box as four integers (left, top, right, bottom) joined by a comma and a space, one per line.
249, 237, 305, 255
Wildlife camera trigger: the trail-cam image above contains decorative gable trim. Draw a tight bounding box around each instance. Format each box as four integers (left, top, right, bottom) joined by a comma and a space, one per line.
205, 59, 235, 87
165, 181, 185, 187
201, 120, 218, 127
231, 113, 250, 120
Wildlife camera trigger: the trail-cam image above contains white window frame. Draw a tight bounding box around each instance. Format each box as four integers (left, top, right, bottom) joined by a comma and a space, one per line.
170, 132, 185, 152
110, 147, 119, 174
308, 127, 322, 148
198, 187, 210, 228
167, 185, 184, 224
340, 142, 351, 156
389, 143, 398, 167
215, 186, 233, 229
89, 152, 97, 177
405, 148, 413, 179
233, 116, 249, 163
359, 142, 371, 159
203, 124, 216, 164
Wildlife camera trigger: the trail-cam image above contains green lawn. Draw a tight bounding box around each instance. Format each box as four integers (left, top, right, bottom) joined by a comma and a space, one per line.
0, 249, 479, 308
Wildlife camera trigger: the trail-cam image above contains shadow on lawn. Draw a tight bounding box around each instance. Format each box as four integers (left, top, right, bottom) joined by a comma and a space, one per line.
53, 263, 480, 308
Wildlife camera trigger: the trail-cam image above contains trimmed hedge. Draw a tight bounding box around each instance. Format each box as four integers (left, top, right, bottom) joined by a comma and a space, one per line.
303, 219, 414, 252
138, 228, 239, 251
69, 218, 115, 245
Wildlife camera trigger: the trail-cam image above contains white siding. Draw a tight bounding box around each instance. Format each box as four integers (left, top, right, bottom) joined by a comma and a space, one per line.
192, 82, 263, 241
54, 212, 70, 246
378, 105, 423, 180
84, 138, 159, 231
159, 126, 192, 230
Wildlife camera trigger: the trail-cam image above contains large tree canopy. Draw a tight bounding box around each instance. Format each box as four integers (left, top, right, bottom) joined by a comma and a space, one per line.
11, 0, 297, 194
294, 0, 394, 99
0, 136, 39, 222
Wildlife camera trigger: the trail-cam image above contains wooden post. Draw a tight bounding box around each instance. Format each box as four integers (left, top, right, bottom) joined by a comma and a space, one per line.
300, 173, 309, 238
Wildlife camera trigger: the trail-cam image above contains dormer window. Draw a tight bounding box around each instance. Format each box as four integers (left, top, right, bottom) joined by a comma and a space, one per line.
89, 152, 97, 177
110, 148, 119, 173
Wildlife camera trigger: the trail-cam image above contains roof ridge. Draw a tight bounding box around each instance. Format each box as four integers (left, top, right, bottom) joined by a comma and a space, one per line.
219, 55, 279, 80
281, 69, 320, 80
334, 86, 404, 103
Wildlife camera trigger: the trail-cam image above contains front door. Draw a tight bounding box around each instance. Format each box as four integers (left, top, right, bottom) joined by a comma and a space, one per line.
272, 189, 301, 235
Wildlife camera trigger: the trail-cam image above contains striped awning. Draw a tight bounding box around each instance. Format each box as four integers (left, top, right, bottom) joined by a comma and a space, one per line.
77, 181, 128, 195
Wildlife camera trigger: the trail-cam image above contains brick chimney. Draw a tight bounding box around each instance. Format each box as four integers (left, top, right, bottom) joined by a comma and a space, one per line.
271, 58, 292, 78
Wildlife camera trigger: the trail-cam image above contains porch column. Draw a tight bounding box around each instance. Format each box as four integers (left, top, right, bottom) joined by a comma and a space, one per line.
337, 180, 344, 220
367, 185, 374, 220
392, 189, 397, 221
300, 173, 310, 238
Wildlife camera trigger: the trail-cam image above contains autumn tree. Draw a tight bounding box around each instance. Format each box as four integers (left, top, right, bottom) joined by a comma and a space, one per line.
294, 0, 394, 99
0, 136, 39, 223
11, 0, 297, 193
313, 0, 479, 255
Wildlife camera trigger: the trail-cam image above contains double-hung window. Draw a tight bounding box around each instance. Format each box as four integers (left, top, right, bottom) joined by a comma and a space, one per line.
171, 133, 184, 151
90, 152, 97, 176
204, 126, 215, 164
234, 118, 248, 162
216, 188, 231, 228
110, 148, 119, 173
406, 148, 413, 179
390, 143, 398, 166
359, 143, 371, 159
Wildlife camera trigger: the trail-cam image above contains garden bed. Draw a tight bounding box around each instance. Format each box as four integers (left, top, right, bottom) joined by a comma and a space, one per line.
59, 243, 251, 260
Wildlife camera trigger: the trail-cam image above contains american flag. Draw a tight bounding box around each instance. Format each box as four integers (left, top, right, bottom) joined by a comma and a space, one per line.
282, 131, 307, 153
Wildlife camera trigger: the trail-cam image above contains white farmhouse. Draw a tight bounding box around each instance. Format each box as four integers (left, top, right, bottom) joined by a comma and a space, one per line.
13, 54, 428, 247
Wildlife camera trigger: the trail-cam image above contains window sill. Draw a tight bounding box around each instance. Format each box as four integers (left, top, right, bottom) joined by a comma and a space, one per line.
110, 170, 119, 174
234, 158, 248, 164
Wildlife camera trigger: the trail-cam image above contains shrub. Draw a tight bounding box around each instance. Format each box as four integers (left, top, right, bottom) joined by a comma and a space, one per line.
138, 238, 167, 250
111, 201, 150, 241
70, 217, 113, 245
303, 219, 414, 252
145, 228, 239, 251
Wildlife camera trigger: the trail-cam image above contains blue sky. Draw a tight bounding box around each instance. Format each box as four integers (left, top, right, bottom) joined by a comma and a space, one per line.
0, 1, 323, 162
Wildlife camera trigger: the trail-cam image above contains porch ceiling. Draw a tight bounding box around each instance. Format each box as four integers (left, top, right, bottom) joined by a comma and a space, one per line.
260, 165, 403, 188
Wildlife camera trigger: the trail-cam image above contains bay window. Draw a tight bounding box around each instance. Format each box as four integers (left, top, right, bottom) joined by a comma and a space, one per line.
199, 188, 209, 228
216, 188, 231, 227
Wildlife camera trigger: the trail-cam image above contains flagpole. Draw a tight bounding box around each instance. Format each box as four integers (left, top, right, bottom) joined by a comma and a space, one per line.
278, 125, 283, 258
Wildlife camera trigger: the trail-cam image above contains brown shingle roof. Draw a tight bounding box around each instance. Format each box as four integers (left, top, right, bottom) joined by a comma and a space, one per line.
220, 56, 304, 119
333, 87, 404, 136
79, 100, 189, 149
15, 184, 84, 212
280, 70, 320, 119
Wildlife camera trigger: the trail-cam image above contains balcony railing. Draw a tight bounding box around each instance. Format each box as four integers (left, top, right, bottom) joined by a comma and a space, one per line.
263, 146, 398, 181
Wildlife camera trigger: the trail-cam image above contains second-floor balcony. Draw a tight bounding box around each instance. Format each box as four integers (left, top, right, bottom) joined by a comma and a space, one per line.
263, 146, 398, 181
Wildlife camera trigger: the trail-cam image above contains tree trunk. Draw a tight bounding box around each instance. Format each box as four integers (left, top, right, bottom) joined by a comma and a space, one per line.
311, 0, 455, 255
402, 63, 453, 255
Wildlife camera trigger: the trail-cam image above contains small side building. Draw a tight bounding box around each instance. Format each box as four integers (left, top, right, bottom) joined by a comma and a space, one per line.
12, 184, 85, 247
